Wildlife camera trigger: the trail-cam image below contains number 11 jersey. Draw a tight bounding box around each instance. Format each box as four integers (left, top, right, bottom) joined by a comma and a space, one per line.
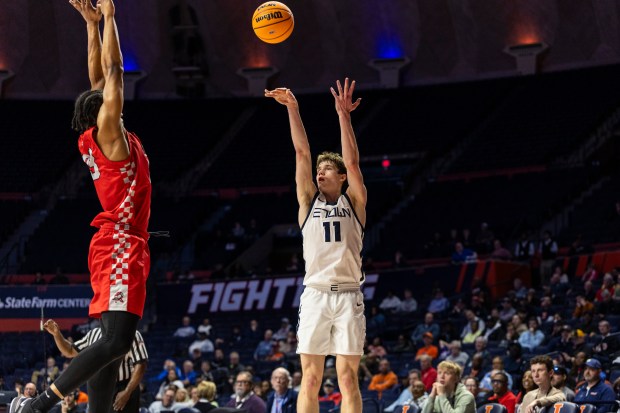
301, 192, 364, 288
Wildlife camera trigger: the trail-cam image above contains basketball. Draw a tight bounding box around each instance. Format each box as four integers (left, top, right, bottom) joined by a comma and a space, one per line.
252, 2, 294, 44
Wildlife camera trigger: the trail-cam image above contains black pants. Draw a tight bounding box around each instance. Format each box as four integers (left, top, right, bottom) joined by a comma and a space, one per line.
54, 311, 139, 413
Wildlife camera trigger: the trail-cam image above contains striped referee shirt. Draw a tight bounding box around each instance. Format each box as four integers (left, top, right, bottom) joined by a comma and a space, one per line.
73, 328, 148, 382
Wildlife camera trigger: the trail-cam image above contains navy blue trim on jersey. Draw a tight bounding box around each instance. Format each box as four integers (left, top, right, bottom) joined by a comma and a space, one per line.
343, 193, 365, 234
300, 192, 320, 231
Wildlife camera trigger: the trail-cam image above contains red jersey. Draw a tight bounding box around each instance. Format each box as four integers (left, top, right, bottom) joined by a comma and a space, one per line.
78, 127, 151, 236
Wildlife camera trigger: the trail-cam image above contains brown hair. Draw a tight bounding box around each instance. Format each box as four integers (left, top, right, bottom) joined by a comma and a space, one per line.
316, 152, 347, 174
529, 355, 553, 371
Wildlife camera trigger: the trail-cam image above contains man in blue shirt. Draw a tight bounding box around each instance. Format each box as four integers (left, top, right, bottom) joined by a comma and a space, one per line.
574, 359, 616, 413
266, 368, 298, 413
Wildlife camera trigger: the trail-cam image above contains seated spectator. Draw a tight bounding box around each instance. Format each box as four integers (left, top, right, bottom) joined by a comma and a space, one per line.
574, 359, 616, 413
266, 367, 297, 413
179, 360, 198, 387
368, 337, 388, 358
460, 310, 486, 341
515, 370, 537, 406
367, 305, 387, 336
385, 374, 428, 412
49, 390, 86, 413
397, 289, 418, 314
149, 388, 179, 413
463, 377, 483, 405
445, 341, 469, 368
502, 343, 523, 375
173, 316, 196, 338
31, 357, 60, 387
318, 379, 342, 407
243, 319, 262, 347
225, 371, 266, 413
499, 298, 516, 323
411, 313, 441, 346
196, 318, 213, 337
392, 334, 415, 353
254, 329, 274, 361
490, 239, 512, 261
272, 318, 292, 341
549, 324, 574, 354
581, 263, 599, 283
591, 320, 620, 367
520, 356, 565, 413
510, 314, 527, 336
479, 357, 514, 396
550, 366, 574, 402
359, 353, 380, 384
189, 332, 214, 356
518, 318, 545, 353
420, 355, 438, 393
152, 359, 182, 383
379, 290, 402, 313
594, 273, 616, 311
484, 310, 504, 342
451, 242, 478, 265
483, 372, 517, 413
513, 278, 528, 299
193, 381, 217, 413
463, 354, 485, 382
422, 361, 475, 413
428, 289, 451, 315
156, 371, 184, 400
416, 333, 439, 361
368, 359, 399, 400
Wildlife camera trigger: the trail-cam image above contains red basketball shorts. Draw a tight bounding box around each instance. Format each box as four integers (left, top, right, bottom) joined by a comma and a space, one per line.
88, 227, 150, 318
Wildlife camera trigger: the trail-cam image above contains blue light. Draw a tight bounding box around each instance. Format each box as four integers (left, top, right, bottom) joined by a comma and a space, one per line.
122, 49, 139, 71
377, 35, 403, 59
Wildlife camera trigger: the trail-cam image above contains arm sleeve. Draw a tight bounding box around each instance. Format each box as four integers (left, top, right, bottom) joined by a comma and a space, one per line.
435, 393, 475, 413
537, 389, 566, 407
422, 397, 435, 413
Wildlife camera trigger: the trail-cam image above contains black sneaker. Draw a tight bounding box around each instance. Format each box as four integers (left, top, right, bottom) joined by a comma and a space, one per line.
18, 398, 43, 413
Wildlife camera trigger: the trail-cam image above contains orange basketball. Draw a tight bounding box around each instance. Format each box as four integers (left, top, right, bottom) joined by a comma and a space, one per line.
252, 2, 294, 44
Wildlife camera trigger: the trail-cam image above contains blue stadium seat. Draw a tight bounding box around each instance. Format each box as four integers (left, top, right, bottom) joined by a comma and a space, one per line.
477, 404, 508, 413
362, 398, 381, 413
543, 402, 579, 413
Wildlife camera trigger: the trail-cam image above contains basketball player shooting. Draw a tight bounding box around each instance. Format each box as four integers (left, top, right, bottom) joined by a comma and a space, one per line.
265, 78, 367, 413
22, 1, 152, 413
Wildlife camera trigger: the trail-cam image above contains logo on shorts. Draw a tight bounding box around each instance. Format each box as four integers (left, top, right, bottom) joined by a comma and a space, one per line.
112, 291, 125, 304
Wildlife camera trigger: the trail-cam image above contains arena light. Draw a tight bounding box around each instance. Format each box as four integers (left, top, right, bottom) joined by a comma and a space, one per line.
368, 56, 410, 89
504, 42, 548, 75
0, 69, 14, 98
237, 66, 279, 96
124, 70, 146, 100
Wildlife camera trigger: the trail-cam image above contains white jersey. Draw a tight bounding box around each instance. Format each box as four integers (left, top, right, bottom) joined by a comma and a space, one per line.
301, 192, 364, 288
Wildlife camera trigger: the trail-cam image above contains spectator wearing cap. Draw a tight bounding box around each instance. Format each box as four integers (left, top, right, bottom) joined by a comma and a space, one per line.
272, 318, 292, 341
549, 325, 573, 354
416, 332, 439, 361
574, 359, 616, 413
550, 366, 574, 401
318, 379, 342, 406
411, 313, 441, 346
520, 355, 565, 413
368, 359, 399, 399
484, 372, 517, 413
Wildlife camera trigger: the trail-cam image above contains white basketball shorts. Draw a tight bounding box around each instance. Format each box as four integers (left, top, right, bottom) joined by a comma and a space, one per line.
296, 287, 366, 356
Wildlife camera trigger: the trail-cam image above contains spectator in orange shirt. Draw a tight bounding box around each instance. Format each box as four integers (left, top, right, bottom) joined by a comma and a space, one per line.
416, 332, 439, 361
368, 359, 398, 399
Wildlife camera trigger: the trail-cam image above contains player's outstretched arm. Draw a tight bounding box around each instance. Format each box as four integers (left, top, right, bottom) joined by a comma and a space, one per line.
265, 88, 317, 225
69, 0, 104, 90
97, 0, 128, 161
331, 78, 367, 224
43, 319, 79, 358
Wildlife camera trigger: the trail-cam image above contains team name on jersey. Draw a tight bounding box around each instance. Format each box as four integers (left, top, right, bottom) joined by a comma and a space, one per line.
312, 206, 351, 219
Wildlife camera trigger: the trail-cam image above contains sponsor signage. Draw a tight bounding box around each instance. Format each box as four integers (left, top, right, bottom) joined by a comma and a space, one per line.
0, 286, 92, 318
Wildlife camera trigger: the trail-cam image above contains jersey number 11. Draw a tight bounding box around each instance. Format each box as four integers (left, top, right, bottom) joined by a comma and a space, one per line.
323, 221, 341, 242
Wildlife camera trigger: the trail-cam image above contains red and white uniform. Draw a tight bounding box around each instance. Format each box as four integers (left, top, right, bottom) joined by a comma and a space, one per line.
79, 127, 151, 318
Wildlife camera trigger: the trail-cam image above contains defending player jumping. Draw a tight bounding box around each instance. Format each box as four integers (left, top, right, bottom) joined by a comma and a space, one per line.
265, 78, 367, 413
22, 1, 151, 413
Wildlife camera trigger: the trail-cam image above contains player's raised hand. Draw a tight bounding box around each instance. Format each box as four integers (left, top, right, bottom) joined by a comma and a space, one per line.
330, 77, 361, 117
69, 0, 102, 23
265, 88, 299, 109
97, 0, 115, 17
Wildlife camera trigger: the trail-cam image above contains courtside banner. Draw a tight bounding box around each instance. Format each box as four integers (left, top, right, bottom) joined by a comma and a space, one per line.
0, 285, 92, 318
156, 266, 463, 316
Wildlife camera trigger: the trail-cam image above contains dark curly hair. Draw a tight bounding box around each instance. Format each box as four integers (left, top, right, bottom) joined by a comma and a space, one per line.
72, 89, 103, 133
